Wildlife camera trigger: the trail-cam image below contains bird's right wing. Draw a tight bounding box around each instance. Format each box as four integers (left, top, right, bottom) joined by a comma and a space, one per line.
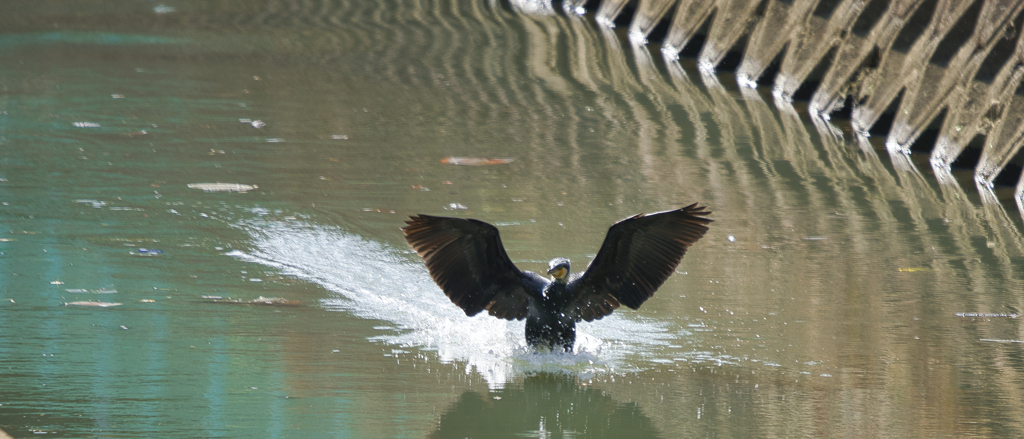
402, 215, 545, 320
568, 204, 712, 321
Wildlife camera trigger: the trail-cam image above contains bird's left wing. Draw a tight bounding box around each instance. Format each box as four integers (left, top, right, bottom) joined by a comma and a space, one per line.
568, 203, 712, 322
402, 215, 545, 320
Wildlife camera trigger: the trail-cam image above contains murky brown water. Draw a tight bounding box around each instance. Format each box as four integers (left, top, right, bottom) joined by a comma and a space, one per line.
2, 1, 1023, 437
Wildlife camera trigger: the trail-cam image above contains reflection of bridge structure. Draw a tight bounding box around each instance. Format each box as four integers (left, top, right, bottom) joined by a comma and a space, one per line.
525, 0, 1024, 206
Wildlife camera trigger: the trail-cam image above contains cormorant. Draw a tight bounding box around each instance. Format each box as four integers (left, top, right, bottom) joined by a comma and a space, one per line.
402, 203, 712, 352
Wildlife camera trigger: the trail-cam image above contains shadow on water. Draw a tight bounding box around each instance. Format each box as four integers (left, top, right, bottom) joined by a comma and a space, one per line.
430, 373, 661, 439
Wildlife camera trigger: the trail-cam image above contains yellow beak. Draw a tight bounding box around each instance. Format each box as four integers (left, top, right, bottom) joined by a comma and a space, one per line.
547, 267, 567, 279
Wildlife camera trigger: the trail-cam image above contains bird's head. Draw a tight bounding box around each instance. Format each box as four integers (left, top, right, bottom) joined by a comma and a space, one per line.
547, 258, 571, 283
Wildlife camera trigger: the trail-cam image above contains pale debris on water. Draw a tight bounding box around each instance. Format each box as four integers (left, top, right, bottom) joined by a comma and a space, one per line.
956, 312, 1019, 318
133, 248, 163, 257
65, 288, 117, 294
187, 183, 258, 193
73, 122, 101, 128
74, 199, 107, 208
440, 157, 514, 166
65, 301, 122, 307
198, 295, 301, 306
362, 207, 396, 214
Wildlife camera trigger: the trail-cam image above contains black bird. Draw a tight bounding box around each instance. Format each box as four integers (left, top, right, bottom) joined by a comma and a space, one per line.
402, 203, 712, 352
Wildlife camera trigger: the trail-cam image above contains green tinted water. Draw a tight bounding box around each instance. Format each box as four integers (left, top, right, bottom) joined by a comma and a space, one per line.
2, 1, 1024, 437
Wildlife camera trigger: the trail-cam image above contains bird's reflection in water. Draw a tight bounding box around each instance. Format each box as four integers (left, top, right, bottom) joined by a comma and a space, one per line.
430, 373, 661, 439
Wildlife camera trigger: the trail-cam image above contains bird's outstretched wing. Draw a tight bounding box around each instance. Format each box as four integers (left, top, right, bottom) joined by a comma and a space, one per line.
402, 215, 545, 320
568, 203, 712, 322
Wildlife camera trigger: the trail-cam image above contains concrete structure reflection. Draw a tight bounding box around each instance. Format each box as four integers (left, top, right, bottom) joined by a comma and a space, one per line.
513, 0, 1024, 213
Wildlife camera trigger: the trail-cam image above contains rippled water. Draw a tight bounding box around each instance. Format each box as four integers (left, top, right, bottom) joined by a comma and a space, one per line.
2, 0, 1024, 437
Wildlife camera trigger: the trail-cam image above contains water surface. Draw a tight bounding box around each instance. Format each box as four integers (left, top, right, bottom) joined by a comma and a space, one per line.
1, 1, 1023, 437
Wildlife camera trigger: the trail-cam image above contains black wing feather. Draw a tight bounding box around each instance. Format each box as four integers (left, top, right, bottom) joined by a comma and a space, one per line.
402, 215, 544, 320
568, 203, 712, 321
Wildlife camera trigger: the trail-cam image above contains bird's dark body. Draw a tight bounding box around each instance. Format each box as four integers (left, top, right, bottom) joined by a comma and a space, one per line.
402, 204, 712, 353
526, 282, 576, 352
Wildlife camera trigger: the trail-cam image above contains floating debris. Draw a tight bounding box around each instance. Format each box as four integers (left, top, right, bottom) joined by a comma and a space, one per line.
331, 134, 349, 140
72, 122, 101, 128
362, 208, 396, 214
411, 185, 430, 191
445, 203, 468, 210
153, 4, 175, 14
898, 267, 931, 273
980, 339, 1024, 343
133, 248, 163, 257
252, 296, 300, 306
140, 299, 156, 303
250, 120, 265, 129
198, 296, 301, 307
65, 301, 122, 307
50, 280, 64, 285
75, 199, 108, 208
111, 94, 125, 99
187, 183, 257, 193
956, 312, 1019, 318
440, 156, 514, 166
65, 288, 117, 294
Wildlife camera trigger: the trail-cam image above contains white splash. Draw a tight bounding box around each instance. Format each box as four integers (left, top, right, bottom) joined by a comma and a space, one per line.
231, 220, 682, 386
